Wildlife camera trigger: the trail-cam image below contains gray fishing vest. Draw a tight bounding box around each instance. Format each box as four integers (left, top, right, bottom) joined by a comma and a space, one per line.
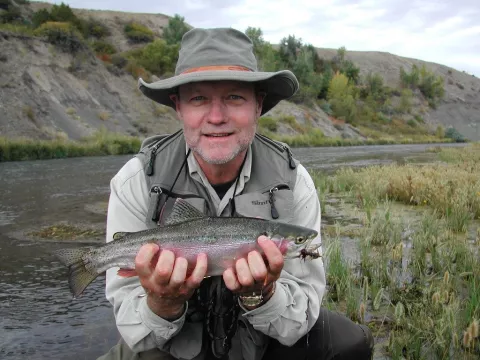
135, 130, 299, 360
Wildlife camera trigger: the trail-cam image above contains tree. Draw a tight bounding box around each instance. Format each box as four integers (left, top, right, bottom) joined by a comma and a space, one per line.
327, 72, 357, 123
162, 14, 190, 45
279, 34, 303, 68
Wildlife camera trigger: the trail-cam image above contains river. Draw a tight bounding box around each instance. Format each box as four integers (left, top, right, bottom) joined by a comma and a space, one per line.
0, 142, 466, 359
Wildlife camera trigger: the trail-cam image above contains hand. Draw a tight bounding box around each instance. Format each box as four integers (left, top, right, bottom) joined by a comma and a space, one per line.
223, 235, 283, 299
135, 244, 208, 320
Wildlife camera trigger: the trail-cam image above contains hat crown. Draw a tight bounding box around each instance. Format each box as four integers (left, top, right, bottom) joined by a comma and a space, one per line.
175, 28, 258, 75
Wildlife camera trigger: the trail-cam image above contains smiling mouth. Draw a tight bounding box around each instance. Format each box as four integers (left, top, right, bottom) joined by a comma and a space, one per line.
204, 133, 232, 137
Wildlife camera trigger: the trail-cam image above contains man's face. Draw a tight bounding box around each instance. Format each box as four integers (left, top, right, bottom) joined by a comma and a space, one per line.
172, 81, 263, 165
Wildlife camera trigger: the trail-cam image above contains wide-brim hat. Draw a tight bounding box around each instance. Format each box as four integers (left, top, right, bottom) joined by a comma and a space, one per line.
138, 27, 299, 115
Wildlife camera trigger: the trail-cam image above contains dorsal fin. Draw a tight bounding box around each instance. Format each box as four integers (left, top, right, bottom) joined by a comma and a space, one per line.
164, 198, 205, 225
113, 232, 130, 240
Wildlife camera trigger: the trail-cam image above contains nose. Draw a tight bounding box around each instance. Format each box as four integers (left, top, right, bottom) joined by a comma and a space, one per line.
207, 98, 227, 125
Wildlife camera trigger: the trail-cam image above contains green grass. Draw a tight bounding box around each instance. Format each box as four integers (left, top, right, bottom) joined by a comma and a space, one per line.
319, 144, 480, 358
0, 129, 141, 162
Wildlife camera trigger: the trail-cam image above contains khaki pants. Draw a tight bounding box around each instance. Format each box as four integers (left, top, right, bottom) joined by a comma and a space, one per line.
97, 308, 374, 360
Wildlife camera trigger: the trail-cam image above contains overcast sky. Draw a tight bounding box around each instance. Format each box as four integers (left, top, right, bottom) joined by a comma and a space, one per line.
36, 0, 480, 76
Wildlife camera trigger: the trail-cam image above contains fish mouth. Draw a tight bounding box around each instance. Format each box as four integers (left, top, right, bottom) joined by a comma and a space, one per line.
285, 242, 322, 260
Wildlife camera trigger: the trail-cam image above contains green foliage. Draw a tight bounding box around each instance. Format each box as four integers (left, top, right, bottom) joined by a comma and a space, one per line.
82, 17, 110, 38
327, 73, 357, 123
162, 14, 189, 45
362, 72, 385, 101
34, 21, 85, 53
436, 125, 445, 138
136, 39, 179, 75
258, 116, 278, 132
398, 88, 413, 113
124, 22, 154, 43
0, 129, 141, 162
111, 53, 128, 68
445, 127, 466, 142
0, 3, 22, 24
399, 64, 444, 107
31, 8, 50, 28
92, 40, 116, 55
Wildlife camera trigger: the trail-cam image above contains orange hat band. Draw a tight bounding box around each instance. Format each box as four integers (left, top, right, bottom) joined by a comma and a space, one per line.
181, 65, 252, 74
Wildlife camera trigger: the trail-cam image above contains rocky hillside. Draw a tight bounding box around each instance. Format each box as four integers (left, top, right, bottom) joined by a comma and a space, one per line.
0, 1, 479, 142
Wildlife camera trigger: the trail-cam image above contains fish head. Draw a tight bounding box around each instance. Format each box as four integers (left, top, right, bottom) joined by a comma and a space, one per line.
266, 222, 319, 259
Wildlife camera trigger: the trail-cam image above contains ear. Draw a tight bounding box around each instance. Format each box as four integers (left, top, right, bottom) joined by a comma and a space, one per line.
169, 93, 182, 118
255, 91, 266, 117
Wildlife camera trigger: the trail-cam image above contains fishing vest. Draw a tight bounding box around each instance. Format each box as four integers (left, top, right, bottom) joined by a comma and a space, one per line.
135, 130, 299, 360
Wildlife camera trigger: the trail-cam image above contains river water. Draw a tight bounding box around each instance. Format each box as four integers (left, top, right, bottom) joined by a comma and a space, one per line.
0, 143, 465, 359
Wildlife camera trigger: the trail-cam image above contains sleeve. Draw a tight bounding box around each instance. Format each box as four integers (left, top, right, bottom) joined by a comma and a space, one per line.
241, 164, 326, 346
104, 157, 189, 353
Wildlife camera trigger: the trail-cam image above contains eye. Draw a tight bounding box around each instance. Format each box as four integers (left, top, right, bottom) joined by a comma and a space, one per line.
191, 96, 205, 102
295, 236, 306, 244
228, 94, 244, 100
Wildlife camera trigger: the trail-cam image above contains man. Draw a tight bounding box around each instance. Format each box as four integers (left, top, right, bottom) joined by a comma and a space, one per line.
98, 28, 374, 360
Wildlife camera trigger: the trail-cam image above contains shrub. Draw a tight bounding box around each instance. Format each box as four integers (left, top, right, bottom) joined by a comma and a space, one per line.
124, 22, 154, 43
83, 17, 110, 38
31, 8, 51, 28
162, 14, 190, 45
111, 54, 128, 68
0, 4, 22, 24
327, 72, 357, 123
258, 116, 278, 132
92, 40, 116, 55
137, 39, 179, 75
445, 127, 466, 142
34, 21, 85, 53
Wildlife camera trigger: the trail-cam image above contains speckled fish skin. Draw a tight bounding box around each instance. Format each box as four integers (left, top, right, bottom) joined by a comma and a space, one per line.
94, 216, 318, 275
54, 200, 320, 298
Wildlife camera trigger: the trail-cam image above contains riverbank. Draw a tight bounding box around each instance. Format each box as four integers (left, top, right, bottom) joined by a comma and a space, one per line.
0, 129, 141, 162
0, 130, 455, 162
314, 143, 480, 358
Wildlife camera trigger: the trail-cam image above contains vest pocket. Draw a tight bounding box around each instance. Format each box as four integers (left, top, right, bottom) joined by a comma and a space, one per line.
147, 185, 208, 226
233, 185, 294, 223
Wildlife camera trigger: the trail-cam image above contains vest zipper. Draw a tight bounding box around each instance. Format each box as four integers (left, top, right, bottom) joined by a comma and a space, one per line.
265, 184, 290, 219
256, 134, 296, 170
151, 186, 163, 221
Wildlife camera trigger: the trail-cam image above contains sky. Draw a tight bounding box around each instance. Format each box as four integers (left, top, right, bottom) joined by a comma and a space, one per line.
35, 0, 480, 77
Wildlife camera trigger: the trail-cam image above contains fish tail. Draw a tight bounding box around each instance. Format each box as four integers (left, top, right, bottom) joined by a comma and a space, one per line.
54, 248, 98, 298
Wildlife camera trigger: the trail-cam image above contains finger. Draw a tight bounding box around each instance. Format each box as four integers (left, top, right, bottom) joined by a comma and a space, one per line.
247, 251, 268, 282
258, 236, 284, 275
223, 267, 241, 292
153, 250, 175, 286
135, 243, 160, 278
169, 257, 188, 289
185, 253, 208, 289
235, 258, 255, 287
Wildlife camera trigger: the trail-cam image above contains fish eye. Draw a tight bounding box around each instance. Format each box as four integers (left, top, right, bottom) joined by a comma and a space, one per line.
295, 236, 306, 244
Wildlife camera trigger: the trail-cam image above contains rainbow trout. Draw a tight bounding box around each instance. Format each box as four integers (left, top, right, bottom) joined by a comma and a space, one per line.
55, 198, 321, 298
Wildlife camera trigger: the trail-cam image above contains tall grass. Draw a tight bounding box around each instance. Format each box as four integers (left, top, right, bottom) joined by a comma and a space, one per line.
320, 143, 480, 358
0, 129, 141, 162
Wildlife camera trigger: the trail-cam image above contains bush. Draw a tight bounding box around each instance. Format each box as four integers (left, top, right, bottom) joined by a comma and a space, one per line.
31, 8, 50, 28
258, 116, 278, 132
111, 53, 128, 68
162, 14, 190, 45
445, 127, 466, 142
92, 40, 116, 55
327, 73, 357, 123
83, 17, 110, 38
34, 21, 85, 53
137, 39, 179, 75
0, 4, 22, 24
124, 22, 154, 43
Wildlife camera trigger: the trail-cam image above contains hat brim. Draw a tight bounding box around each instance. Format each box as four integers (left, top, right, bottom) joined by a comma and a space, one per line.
138, 70, 299, 115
